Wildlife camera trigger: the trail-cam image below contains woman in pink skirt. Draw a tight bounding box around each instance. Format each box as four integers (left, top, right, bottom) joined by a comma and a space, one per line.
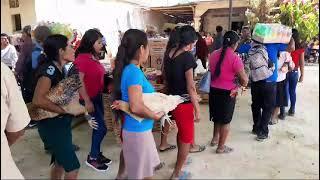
112, 29, 164, 179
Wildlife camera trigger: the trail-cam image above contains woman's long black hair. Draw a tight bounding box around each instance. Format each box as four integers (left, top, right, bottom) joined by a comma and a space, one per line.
292, 28, 303, 50
34, 34, 68, 81
75, 29, 103, 58
212, 31, 240, 80
113, 29, 148, 101
164, 25, 198, 58
37, 34, 69, 68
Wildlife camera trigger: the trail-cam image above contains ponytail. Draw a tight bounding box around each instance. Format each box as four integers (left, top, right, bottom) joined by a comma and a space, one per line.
164, 25, 198, 58
212, 31, 240, 79
113, 45, 130, 100
213, 44, 228, 79
112, 29, 148, 101
164, 28, 181, 57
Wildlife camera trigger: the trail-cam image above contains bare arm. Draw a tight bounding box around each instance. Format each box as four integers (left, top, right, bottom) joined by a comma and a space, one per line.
3, 64, 30, 145
78, 72, 94, 112
5, 130, 25, 146
185, 69, 200, 122
32, 77, 66, 116
11, 46, 18, 70
237, 68, 249, 87
128, 85, 163, 121
161, 63, 169, 94
299, 52, 305, 82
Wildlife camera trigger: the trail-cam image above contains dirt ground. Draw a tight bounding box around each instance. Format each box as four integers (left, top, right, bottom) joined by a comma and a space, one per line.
11, 66, 319, 179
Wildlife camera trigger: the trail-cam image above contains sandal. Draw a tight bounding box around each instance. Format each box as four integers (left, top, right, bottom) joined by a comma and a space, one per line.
154, 162, 165, 171
268, 120, 278, 125
216, 145, 233, 154
189, 145, 206, 153
210, 140, 218, 147
170, 171, 192, 180
159, 145, 177, 152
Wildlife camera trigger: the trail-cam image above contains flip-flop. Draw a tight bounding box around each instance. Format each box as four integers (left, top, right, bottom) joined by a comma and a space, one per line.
189, 145, 206, 153
154, 162, 165, 171
210, 141, 218, 147
216, 145, 233, 154
159, 145, 177, 152
171, 171, 192, 180
179, 171, 192, 180
268, 121, 277, 125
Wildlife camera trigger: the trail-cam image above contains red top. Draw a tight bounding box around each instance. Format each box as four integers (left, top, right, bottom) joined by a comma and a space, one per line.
196, 36, 209, 59
74, 53, 105, 99
291, 48, 305, 69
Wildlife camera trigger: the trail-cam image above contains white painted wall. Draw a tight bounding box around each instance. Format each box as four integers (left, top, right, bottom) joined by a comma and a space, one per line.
1, 0, 171, 55
34, 0, 149, 56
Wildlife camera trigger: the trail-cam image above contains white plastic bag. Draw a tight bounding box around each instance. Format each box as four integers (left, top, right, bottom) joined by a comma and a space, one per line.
194, 59, 207, 76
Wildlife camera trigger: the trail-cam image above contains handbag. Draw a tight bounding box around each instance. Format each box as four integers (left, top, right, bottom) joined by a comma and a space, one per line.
198, 71, 211, 93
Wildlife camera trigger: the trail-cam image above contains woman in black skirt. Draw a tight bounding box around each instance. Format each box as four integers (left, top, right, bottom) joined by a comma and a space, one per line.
208, 31, 248, 154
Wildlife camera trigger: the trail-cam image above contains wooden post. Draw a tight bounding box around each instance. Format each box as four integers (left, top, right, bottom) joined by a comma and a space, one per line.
228, 0, 233, 30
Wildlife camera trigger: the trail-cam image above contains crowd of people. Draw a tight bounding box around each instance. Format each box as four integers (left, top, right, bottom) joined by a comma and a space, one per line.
1, 23, 306, 179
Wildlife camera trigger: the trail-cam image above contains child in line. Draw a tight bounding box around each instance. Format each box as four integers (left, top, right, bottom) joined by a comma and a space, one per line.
270, 38, 295, 124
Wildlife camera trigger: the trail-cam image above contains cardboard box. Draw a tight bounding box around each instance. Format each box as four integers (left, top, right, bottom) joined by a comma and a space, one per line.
148, 38, 168, 70
252, 23, 292, 44
150, 53, 164, 70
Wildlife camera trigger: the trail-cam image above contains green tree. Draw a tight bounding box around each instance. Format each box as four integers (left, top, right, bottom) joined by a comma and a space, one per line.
277, 0, 319, 42
245, 0, 279, 29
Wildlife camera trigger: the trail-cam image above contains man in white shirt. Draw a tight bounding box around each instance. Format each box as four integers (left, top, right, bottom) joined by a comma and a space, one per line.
1, 33, 18, 70
1, 62, 30, 179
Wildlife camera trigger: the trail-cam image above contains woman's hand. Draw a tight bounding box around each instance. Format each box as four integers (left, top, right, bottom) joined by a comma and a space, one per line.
194, 110, 200, 123
154, 111, 165, 121
281, 64, 289, 73
240, 86, 247, 95
196, 95, 202, 102
88, 117, 98, 130
299, 75, 304, 83
111, 100, 122, 110
85, 99, 95, 113
230, 88, 238, 98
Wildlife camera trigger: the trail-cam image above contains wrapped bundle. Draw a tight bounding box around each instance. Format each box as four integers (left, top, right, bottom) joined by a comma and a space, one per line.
27, 73, 86, 120
49, 23, 73, 39
116, 92, 185, 127
34, 21, 74, 40
252, 23, 292, 44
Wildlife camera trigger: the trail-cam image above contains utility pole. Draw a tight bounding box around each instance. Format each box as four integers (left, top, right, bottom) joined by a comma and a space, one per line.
228, 0, 233, 30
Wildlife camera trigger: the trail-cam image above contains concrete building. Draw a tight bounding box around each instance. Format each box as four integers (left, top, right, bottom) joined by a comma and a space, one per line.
150, 0, 250, 33
1, 0, 249, 52
1, 0, 173, 55
1, 0, 36, 34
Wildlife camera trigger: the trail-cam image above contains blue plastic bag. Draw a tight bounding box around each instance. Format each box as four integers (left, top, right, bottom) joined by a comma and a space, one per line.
198, 71, 211, 93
